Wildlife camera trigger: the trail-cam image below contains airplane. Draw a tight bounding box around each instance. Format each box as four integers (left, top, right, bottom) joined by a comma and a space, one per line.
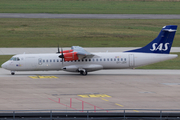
1, 25, 178, 75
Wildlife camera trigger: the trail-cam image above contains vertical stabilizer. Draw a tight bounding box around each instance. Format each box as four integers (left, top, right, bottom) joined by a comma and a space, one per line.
125, 25, 177, 54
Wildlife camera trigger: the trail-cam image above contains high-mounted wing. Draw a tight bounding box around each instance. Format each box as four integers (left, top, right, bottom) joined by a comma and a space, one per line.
71, 46, 94, 59
59, 46, 94, 61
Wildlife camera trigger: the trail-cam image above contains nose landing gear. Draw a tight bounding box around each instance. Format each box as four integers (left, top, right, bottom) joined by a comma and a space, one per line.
11, 71, 15, 75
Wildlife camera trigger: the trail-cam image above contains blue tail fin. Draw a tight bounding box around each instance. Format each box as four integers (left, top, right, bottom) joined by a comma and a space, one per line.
125, 25, 177, 54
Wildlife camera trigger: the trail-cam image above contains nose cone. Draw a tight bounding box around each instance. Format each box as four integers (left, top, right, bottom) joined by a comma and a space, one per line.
1, 63, 7, 69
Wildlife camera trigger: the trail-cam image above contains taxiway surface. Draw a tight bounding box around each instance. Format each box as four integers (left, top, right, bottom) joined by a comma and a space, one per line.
1, 13, 180, 19
0, 68, 180, 110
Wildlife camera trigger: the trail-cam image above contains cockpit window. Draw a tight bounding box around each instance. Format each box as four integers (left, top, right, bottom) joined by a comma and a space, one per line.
13, 57, 17, 61
10, 57, 20, 61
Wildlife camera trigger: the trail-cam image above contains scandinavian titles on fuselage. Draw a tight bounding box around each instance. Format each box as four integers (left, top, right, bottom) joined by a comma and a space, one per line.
150, 43, 170, 51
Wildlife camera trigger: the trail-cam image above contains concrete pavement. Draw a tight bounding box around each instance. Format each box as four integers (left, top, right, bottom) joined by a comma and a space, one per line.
0, 68, 180, 110
1, 13, 180, 19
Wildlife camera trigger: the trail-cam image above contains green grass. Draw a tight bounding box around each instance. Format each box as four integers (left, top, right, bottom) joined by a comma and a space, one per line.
0, 53, 179, 69
0, 19, 180, 47
0, 0, 180, 14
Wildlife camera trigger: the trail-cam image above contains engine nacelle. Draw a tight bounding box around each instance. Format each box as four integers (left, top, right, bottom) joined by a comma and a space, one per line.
64, 52, 78, 61
60, 50, 73, 53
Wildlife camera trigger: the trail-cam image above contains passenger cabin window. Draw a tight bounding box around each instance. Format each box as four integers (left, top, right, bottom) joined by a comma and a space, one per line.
38, 58, 42, 65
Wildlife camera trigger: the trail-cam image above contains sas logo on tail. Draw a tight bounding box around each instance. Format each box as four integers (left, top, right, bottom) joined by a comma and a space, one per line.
150, 43, 169, 51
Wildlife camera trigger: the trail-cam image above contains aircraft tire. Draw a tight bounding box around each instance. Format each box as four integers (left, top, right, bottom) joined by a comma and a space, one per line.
80, 71, 87, 76
11, 72, 15, 75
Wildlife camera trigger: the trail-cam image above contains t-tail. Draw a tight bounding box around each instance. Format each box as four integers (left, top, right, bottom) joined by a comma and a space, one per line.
125, 25, 177, 54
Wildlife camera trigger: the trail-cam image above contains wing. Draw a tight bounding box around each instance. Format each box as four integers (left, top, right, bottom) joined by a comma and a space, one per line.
71, 46, 95, 59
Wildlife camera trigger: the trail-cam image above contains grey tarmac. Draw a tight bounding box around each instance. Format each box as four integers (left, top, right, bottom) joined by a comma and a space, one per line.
0, 68, 180, 110
1, 13, 180, 19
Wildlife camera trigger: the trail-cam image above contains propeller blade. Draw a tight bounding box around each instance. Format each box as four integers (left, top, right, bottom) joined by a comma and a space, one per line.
59, 47, 64, 65
56, 44, 60, 53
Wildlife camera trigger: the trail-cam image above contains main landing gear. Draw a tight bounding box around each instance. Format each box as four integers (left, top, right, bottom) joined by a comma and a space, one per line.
11, 71, 15, 75
79, 69, 88, 76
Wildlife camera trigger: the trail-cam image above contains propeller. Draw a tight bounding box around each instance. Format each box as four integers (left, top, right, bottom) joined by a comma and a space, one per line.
56, 45, 64, 65
59, 47, 64, 65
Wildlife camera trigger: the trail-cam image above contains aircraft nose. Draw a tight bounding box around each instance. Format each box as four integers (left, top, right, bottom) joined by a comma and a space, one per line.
1, 63, 7, 69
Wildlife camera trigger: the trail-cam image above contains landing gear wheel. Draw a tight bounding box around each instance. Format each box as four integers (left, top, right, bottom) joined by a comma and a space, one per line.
11, 71, 15, 75
80, 71, 87, 76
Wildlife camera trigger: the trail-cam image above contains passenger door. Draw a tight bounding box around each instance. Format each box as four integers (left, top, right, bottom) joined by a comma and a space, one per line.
129, 54, 134, 67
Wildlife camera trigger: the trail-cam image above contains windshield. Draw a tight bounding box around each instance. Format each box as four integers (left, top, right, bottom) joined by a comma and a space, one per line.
10, 57, 20, 61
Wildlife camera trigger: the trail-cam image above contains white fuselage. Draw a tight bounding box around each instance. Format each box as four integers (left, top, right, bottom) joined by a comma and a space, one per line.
1, 52, 177, 72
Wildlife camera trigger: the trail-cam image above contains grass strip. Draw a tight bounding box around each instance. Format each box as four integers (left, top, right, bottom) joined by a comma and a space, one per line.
0, 19, 180, 47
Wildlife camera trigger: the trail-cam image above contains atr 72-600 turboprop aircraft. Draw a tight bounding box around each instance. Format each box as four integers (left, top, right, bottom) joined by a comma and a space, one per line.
1, 25, 178, 75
